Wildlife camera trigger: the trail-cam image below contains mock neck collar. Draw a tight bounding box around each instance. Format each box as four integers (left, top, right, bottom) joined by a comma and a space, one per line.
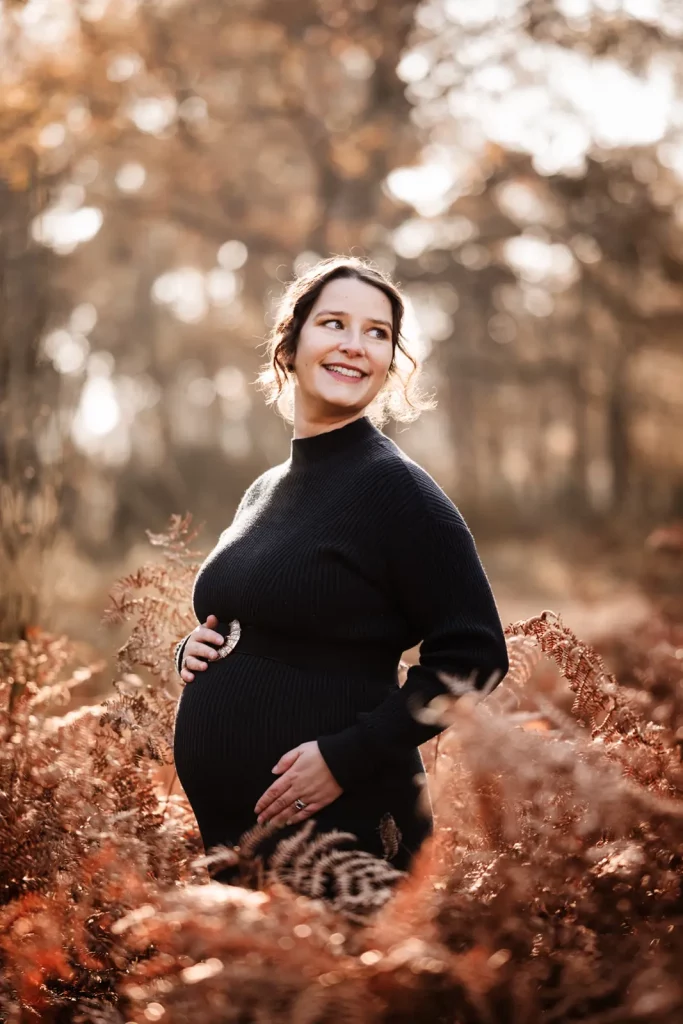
290, 415, 380, 467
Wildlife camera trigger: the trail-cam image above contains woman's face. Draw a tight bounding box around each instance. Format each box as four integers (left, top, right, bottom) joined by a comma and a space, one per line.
291, 276, 394, 416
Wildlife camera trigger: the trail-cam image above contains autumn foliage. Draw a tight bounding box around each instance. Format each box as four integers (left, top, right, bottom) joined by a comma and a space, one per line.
0, 517, 681, 1023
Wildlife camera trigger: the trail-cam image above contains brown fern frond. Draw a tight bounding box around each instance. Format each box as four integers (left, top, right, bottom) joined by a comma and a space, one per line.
504, 633, 545, 692
262, 823, 407, 924
100, 687, 176, 765
146, 512, 205, 560
101, 515, 207, 687
191, 843, 240, 876
378, 812, 402, 860
505, 609, 681, 796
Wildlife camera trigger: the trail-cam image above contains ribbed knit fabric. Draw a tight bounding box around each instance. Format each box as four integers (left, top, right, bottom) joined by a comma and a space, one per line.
172, 414, 509, 872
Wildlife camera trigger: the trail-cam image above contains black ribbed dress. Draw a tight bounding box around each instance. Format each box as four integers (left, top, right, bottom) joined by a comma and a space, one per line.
172, 415, 509, 880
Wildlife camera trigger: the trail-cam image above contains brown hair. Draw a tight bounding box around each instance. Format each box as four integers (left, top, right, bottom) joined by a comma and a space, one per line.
255, 255, 436, 428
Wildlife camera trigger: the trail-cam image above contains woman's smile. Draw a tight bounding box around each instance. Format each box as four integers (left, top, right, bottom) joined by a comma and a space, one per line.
321, 364, 369, 384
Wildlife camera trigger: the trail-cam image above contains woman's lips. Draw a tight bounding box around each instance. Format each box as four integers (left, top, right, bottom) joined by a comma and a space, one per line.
323, 366, 367, 383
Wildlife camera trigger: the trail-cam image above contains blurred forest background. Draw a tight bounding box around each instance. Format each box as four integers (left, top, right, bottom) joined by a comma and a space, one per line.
2, 0, 683, 654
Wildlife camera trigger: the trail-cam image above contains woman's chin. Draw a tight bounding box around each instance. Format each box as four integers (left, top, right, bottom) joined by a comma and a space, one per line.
316, 390, 369, 410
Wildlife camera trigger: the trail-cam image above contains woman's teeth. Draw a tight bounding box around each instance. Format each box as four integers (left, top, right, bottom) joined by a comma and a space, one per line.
323, 365, 366, 382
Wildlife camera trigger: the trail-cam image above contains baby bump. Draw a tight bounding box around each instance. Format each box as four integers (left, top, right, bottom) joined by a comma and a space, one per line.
172, 651, 397, 811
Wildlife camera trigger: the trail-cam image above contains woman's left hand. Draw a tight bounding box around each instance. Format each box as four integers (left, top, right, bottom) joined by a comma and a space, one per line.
253, 740, 342, 829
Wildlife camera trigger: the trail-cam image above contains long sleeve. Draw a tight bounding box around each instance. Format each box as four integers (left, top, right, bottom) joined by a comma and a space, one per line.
316, 467, 509, 791
174, 634, 192, 678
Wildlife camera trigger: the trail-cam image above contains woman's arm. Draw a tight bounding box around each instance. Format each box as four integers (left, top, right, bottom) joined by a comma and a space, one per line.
316, 464, 509, 791
174, 634, 192, 678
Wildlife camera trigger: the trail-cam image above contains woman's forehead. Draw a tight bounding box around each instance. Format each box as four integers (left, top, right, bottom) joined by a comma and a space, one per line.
313, 278, 393, 319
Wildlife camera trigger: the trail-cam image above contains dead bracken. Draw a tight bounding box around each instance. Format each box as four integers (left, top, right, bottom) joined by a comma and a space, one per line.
0, 517, 682, 1023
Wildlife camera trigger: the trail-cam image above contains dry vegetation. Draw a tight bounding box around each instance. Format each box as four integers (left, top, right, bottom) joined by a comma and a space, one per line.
3, 3, 683, 1020
1, 518, 682, 1024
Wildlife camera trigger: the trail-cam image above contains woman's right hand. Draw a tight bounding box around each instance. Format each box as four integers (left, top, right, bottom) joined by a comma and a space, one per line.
180, 614, 225, 684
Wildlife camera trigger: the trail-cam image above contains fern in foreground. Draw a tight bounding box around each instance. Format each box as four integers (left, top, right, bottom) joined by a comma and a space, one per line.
0, 517, 681, 1023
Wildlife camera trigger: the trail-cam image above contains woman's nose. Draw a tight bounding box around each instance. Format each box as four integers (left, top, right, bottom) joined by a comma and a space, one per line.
340, 331, 364, 352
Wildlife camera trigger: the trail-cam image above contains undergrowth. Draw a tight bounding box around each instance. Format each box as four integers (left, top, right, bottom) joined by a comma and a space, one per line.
1, 515, 682, 1023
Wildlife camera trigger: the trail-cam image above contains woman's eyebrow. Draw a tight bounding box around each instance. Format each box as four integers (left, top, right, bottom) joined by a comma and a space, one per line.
316, 309, 392, 329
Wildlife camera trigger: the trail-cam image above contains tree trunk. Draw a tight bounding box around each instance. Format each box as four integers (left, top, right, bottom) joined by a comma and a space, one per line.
0, 158, 60, 641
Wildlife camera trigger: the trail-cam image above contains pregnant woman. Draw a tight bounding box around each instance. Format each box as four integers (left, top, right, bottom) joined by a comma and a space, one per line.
172, 256, 509, 893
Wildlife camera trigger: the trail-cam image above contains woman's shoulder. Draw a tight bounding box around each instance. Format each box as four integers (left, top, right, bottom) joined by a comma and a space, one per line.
370, 435, 468, 529
235, 464, 282, 514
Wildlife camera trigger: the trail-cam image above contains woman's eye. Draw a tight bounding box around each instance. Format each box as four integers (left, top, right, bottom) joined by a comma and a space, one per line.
322, 319, 388, 339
